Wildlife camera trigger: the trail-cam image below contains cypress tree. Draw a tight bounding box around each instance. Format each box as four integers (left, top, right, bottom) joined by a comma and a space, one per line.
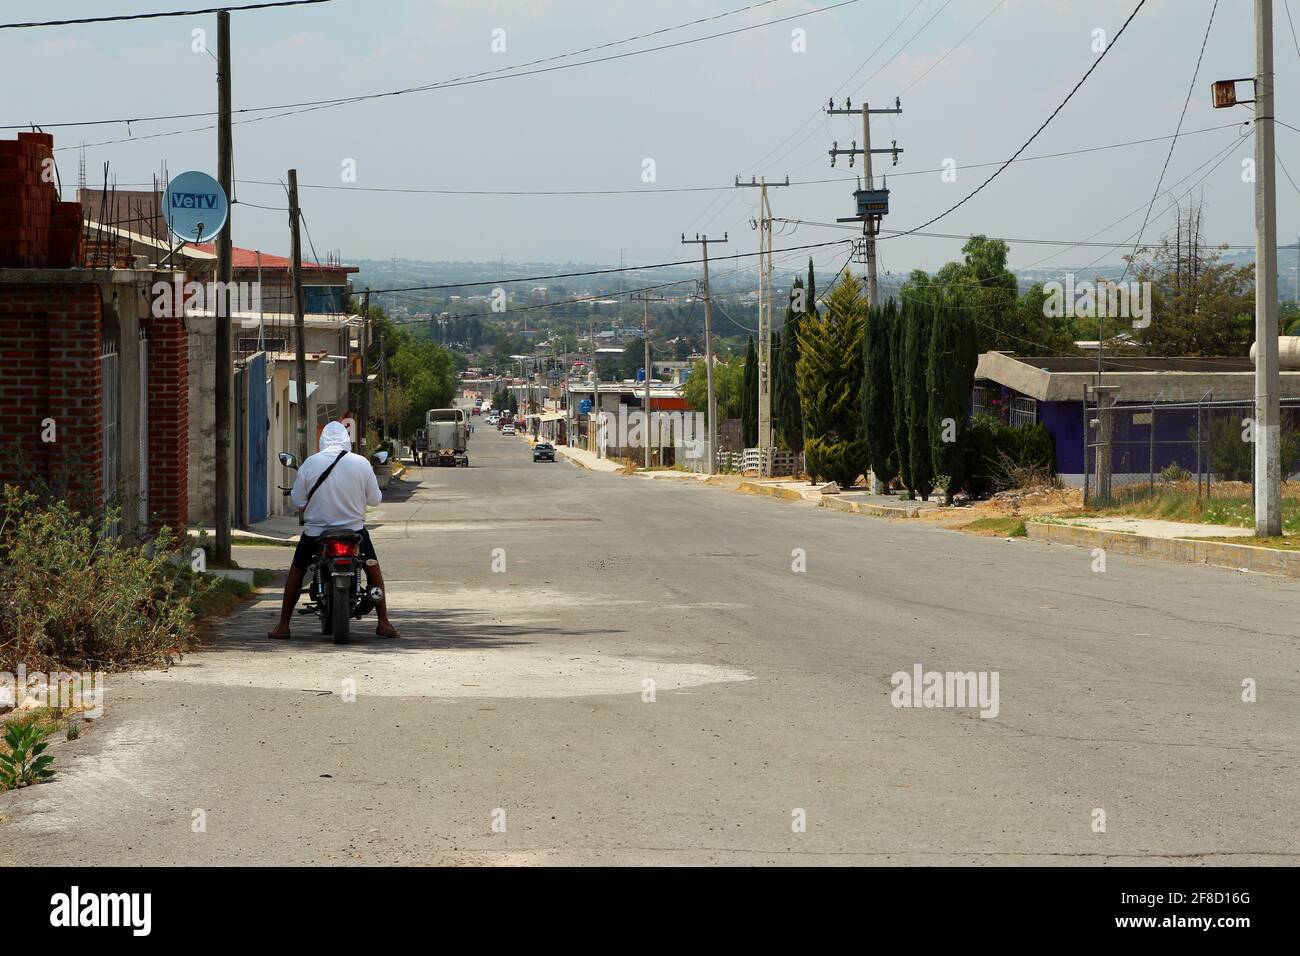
927, 291, 979, 504
797, 274, 868, 487
741, 335, 758, 448
891, 299, 914, 497
774, 280, 806, 451
905, 297, 935, 500
862, 299, 898, 492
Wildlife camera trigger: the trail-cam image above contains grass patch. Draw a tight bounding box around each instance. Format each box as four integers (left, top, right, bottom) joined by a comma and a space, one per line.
1086, 489, 1300, 533
963, 516, 1027, 537
180, 572, 252, 620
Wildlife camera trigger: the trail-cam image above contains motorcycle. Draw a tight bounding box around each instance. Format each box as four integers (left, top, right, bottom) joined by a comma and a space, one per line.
278, 450, 389, 644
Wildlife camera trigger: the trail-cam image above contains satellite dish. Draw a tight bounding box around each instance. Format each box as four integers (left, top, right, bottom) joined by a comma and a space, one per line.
163, 171, 228, 243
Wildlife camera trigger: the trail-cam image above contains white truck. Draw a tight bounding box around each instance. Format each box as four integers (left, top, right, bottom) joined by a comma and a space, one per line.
421, 407, 469, 467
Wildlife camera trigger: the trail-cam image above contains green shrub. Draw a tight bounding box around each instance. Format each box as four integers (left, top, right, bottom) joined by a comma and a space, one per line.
964, 415, 1056, 496
0, 485, 203, 672
804, 436, 869, 489
0, 719, 54, 790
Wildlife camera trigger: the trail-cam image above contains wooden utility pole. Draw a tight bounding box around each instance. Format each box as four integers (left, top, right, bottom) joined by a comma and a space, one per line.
288, 168, 308, 466
735, 175, 789, 470
631, 290, 664, 468
378, 327, 389, 442
358, 287, 371, 453
214, 10, 233, 561
682, 233, 727, 474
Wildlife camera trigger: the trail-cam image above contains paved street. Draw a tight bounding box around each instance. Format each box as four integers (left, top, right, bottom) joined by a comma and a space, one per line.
3, 424, 1298, 865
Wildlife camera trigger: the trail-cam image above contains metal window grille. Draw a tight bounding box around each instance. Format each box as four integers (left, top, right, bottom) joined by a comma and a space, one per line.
1009, 396, 1037, 427
101, 333, 120, 500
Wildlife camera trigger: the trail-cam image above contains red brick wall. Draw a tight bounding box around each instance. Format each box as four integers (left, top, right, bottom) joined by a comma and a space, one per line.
143, 310, 189, 529
0, 132, 82, 269
0, 284, 104, 507
0, 132, 188, 531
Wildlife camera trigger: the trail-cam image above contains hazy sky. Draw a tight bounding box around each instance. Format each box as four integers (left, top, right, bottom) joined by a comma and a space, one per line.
6, 0, 1300, 286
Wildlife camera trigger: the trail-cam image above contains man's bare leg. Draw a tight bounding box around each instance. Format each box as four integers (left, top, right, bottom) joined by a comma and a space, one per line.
267, 565, 305, 639
364, 561, 400, 638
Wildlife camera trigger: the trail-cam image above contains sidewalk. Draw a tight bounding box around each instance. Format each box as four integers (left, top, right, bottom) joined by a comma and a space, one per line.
1027, 516, 1300, 579
536, 439, 627, 474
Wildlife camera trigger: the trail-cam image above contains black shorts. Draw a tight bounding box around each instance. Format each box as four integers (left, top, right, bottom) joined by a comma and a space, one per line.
291, 528, 378, 572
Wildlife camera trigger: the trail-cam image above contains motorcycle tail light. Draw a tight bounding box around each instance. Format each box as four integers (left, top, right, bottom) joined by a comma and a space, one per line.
325, 540, 357, 557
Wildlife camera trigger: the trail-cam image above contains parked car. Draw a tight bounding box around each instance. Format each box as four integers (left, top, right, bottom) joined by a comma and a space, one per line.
533, 443, 555, 462
501, 424, 516, 436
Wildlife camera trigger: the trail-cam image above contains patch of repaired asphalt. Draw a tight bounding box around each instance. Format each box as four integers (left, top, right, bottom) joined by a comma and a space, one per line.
139, 588, 751, 700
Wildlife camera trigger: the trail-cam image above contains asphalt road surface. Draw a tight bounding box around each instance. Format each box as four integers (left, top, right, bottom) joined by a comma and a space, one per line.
4, 425, 1298, 865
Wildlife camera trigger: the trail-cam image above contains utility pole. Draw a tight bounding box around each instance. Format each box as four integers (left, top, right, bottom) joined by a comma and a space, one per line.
828, 97, 903, 308
359, 287, 371, 453
1254, 0, 1281, 535
682, 233, 727, 474
214, 10, 233, 559
735, 175, 789, 471
632, 290, 664, 469
289, 168, 309, 468
379, 326, 389, 443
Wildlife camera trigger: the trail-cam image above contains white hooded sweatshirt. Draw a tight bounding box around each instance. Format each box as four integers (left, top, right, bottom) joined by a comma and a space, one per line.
290, 421, 382, 536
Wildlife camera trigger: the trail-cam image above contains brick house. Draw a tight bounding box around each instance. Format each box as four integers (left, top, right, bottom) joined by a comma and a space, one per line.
0, 132, 189, 534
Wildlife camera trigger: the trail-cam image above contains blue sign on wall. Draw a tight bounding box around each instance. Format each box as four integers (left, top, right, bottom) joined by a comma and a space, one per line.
163, 171, 228, 243
579, 399, 593, 415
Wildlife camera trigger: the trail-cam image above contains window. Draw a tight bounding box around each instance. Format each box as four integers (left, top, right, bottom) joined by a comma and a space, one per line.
971, 385, 992, 417
305, 285, 346, 314
1010, 396, 1038, 427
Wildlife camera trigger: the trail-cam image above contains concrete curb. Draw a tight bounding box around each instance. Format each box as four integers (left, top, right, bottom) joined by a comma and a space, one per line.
1025, 521, 1300, 579
818, 496, 924, 519
735, 480, 808, 502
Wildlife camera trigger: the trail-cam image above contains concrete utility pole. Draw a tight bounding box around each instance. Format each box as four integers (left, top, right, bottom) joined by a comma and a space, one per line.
359, 287, 371, 453
288, 168, 308, 468
214, 10, 233, 559
682, 233, 727, 474
632, 290, 664, 468
827, 98, 903, 308
1254, 0, 1281, 535
735, 175, 789, 471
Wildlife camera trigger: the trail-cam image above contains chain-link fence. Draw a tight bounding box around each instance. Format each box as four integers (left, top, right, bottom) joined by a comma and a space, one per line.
1084, 393, 1300, 506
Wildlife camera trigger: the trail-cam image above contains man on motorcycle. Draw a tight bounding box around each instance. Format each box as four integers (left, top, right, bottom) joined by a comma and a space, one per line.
267, 420, 401, 640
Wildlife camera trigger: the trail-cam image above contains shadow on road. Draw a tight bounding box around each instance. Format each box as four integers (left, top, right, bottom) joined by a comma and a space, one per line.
200, 601, 620, 656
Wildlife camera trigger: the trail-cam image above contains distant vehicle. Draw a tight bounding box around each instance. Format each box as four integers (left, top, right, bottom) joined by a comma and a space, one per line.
471, 406, 481, 415
486, 415, 499, 426
421, 407, 469, 467
501, 424, 516, 436
474, 397, 483, 406
533, 443, 555, 462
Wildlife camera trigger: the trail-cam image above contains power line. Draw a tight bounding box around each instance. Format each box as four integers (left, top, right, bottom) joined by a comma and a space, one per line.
0, 0, 333, 29
1284, 0, 1300, 60
234, 174, 858, 197
880, 0, 1149, 243
897, 0, 1006, 97
13, 0, 854, 134
1119, 0, 1219, 283
684, 0, 926, 233
354, 239, 854, 296
237, 122, 1247, 201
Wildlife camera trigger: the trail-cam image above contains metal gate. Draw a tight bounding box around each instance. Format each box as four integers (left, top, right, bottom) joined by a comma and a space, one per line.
246, 352, 269, 523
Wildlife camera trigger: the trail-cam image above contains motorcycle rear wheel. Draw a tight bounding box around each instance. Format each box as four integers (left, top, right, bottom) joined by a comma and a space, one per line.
332, 578, 351, 644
